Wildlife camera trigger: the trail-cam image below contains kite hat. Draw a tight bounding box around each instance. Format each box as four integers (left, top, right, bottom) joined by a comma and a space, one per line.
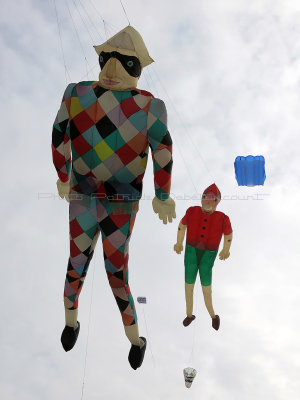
94, 25, 154, 68
203, 183, 221, 199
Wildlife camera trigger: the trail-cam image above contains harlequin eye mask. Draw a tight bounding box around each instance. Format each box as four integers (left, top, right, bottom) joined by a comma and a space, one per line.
99, 51, 142, 77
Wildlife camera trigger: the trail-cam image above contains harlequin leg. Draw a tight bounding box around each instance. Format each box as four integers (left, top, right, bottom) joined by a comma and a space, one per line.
64, 194, 100, 316
99, 200, 140, 339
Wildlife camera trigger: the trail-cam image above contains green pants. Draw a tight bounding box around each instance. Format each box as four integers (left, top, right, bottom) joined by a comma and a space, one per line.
184, 244, 218, 286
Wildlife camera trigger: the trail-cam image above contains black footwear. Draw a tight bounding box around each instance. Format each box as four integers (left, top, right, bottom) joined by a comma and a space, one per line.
183, 315, 196, 327
128, 337, 147, 370
212, 315, 220, 331
61, 321, 80, 352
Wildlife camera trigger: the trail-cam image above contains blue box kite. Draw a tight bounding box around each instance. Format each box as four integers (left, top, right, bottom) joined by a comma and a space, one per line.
234, 155, 266, 186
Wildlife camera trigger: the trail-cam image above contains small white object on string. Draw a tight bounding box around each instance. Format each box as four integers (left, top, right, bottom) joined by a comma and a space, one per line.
183, 367, 197, 388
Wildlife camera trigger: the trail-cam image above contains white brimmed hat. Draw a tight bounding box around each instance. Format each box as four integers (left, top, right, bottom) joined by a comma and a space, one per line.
94, 25, 154, 68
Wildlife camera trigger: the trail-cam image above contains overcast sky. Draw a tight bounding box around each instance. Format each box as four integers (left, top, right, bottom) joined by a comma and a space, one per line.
1, 0, 300, 399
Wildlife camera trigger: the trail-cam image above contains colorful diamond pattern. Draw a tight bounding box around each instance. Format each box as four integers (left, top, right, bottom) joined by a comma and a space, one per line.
52, 82, 172, 318
52, 80, 173, 201
64, 195, 139, 325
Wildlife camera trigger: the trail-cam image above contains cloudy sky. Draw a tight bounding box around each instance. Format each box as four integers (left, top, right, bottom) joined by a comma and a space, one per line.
1, 0, 300, 399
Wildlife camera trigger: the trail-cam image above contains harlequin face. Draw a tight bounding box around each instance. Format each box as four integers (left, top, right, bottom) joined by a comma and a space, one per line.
98, 45, 141, 91
201, 190, 221, 213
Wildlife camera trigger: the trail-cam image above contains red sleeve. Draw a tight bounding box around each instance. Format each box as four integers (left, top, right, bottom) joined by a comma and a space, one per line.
223, 215, 232, 235
181, 207, 192, 226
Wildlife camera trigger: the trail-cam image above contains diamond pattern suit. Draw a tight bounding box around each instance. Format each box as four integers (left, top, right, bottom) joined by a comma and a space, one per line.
52, 81, 172, 325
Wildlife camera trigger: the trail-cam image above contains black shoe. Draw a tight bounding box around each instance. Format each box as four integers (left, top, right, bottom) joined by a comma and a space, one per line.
61, 321, 80, 352
128, 336, 147, 370
183, 315, 196, 327
212, 315, 220, 331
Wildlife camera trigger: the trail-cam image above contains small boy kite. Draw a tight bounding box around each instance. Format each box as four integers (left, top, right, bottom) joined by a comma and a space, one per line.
174, 184, 232, 330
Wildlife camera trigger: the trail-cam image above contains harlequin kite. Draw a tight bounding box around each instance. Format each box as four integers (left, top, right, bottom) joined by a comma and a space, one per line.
52, 26, 176, 369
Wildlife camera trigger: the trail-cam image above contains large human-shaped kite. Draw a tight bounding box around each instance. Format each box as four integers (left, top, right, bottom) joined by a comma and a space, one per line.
52, 26, 175, 369
174, 184, 232, 330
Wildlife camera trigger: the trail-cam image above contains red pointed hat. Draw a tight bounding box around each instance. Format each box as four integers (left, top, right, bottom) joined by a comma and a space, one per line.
203, 183, 221, 199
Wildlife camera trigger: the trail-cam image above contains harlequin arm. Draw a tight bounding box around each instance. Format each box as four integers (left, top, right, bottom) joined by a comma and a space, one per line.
51, 83, 76, 183
147, 98, 173, 201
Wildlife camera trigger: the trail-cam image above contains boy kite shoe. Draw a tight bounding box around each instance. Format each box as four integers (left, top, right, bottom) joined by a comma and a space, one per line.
61, 321, 80, 352
128, 336, 147, 370
183, 315, 196, 327
212, 315, 220, 330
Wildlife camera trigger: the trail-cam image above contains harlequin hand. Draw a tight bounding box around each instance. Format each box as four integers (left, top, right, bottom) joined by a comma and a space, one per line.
152, 197, 176, 224
174, 243, 183, 254
56, 179, 70, 203
219, 249, 230, 260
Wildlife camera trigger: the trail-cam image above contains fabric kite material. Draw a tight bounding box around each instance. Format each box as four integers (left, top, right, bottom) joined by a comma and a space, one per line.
184, 245, 218, 286
52, 81, 173, 328
94, 25, 154, 68
65, 195, 138, 325
234, 155, 266, 186
53, 26, 175, 367
175, 184, 233, 328
52, 82, 172, 202
203, 183, 221, 199
181, 207, 232, 251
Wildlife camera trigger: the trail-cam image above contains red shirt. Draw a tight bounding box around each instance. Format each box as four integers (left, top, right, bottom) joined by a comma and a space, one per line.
181, 207, 232, 250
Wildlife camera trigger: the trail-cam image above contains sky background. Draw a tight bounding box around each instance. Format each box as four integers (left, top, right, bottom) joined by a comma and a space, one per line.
1, 0, 300, 399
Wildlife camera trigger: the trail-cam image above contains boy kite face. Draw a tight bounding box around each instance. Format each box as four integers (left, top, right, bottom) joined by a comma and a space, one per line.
98, 44, 141, 91
201, 184, 221, 214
